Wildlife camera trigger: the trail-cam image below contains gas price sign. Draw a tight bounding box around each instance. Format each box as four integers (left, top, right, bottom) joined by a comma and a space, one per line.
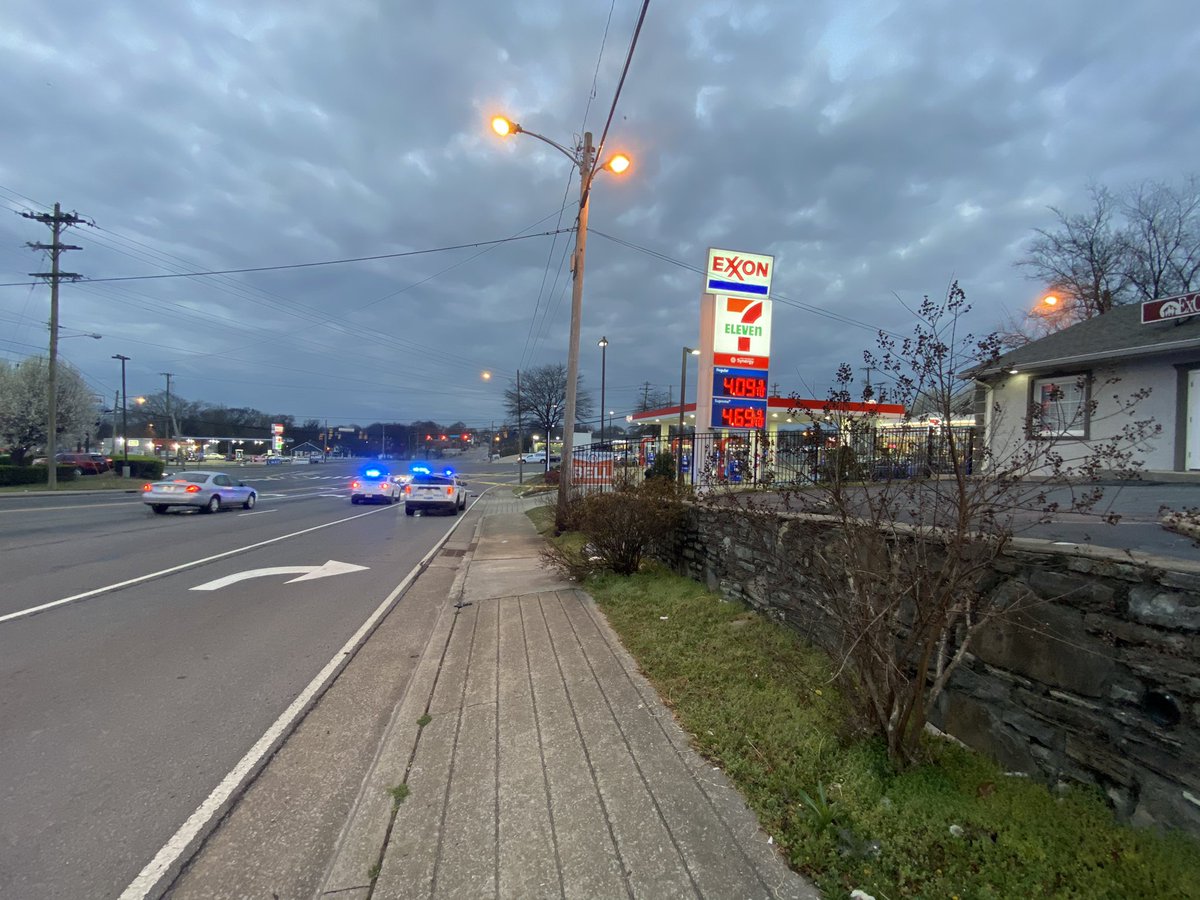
712, 365, 768, 429
712, 366, 768, 400
711, 396, 767, 429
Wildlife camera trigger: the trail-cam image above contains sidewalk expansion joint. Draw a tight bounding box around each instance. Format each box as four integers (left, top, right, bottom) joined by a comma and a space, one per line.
536, 593, 635, 900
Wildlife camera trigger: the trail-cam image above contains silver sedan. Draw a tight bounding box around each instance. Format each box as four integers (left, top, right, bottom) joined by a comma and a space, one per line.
141, 470, 257, 514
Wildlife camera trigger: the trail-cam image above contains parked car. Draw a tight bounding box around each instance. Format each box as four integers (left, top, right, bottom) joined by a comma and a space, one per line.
521, 451, 547, 464
403, 469, 467, 515
141, 470, 257, 514
349, 466, 403, 504
33, 452, 113, 475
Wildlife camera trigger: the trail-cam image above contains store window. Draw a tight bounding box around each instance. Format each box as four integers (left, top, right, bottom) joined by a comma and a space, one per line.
1030, 375, 1088, 437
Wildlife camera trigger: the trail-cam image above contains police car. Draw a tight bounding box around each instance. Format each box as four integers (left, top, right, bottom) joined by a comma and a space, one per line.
349, 466, 403, 504
403, 466, 468, 515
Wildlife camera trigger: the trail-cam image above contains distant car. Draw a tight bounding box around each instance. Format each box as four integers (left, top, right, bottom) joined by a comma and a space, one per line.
141, 470, 257, 514
521, 451, 547, 464
32, 452, 113, 475
489, 451, 502, 462
265, 456, 284, 465
350, 466, 403, 504
403, 469, 467, 515
307, 454, 325, 464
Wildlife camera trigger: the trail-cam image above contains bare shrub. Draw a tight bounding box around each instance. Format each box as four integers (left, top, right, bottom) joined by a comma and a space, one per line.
545, 479, 687, 578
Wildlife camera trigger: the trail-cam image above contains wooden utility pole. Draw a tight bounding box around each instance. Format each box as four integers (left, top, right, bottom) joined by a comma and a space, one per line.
24, 203, 85, 488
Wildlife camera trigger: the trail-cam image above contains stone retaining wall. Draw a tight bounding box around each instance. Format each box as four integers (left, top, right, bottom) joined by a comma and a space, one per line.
669, 504, 1200, 832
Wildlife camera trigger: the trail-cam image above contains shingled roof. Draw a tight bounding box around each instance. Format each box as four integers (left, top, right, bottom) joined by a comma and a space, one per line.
969, 301, 1200, 378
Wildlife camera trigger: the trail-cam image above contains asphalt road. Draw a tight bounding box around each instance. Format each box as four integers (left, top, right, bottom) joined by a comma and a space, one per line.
0, 454, 519, 900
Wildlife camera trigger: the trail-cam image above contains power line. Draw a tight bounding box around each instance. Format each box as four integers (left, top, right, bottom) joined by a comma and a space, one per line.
589, 228, 905, 339
0, 229, 572, 288
588, 0, 651, 208
582, 0, 619, 133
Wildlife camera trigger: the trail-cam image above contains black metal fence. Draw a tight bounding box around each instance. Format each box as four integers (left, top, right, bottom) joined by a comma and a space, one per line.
567, 425, 977, 493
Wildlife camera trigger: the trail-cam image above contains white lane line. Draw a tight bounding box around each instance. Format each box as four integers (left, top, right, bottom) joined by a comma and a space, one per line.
0, 507, 390, 625
0, 500, 137, 514
120, 505, 473, 900
237, 509, 277, 517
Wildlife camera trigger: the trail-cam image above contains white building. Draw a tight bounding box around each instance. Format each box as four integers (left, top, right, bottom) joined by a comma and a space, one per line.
971, 297, 1200, 474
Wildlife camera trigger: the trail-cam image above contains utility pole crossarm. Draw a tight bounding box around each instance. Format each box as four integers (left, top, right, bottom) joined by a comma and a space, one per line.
24, 202, 88, 490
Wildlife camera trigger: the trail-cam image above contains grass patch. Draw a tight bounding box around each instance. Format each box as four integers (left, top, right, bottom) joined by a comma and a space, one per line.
588, 568, 1200, 899
387, 783, 410, 809
525, 505, 555, 536
417, 713, 432, 728
367, 861, 381, 881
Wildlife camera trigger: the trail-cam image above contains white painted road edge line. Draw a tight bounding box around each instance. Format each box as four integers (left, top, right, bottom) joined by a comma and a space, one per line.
0, 501, 135, 514
0, 506, 390, 625
119, 493, 483, 900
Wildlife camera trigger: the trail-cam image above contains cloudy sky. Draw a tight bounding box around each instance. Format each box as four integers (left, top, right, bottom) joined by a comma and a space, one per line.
2, 0, 1198, 431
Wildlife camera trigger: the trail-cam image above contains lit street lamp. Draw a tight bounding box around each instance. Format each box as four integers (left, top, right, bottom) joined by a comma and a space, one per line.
679, 346, 700, 483
598, 336, 608, 445
493, 114, 631, 527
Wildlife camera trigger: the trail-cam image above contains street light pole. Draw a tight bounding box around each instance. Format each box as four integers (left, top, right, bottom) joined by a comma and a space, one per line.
557, 130, 593, 527
679, 347, 699, 484
112, 355, 130, 473
598, 336, 608, 446
516, 368, 524, 486
492, 116, 630, 529
161, 372, 174, 462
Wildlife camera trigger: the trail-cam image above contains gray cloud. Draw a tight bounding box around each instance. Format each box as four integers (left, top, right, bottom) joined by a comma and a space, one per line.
1, 0, 1197, 426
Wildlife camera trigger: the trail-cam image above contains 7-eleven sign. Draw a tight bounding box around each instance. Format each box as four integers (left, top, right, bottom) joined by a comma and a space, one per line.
713, 296, 772, 363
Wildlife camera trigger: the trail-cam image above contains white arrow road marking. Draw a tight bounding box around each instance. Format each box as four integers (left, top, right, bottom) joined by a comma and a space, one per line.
190, 560, 369, 591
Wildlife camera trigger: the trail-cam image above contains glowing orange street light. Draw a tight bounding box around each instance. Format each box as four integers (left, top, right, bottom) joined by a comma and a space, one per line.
1042, 294, 1059, 307
491, 116, 514, 137
606, 153, 631, 174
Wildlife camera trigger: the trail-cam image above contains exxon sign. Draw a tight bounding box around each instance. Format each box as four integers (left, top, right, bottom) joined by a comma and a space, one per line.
706, 248, 774, 299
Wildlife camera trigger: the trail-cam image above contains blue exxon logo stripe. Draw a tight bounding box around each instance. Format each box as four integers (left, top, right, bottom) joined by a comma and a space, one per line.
707, 279, 768, 295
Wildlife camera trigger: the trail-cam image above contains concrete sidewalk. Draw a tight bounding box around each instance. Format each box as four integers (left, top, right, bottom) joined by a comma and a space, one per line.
315, 491, 816, 899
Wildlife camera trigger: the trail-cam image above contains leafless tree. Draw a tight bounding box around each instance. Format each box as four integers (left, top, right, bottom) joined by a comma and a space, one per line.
1121, 176, 1200, 300
1017, 184, 1132, 322
502, 363, 593, 441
